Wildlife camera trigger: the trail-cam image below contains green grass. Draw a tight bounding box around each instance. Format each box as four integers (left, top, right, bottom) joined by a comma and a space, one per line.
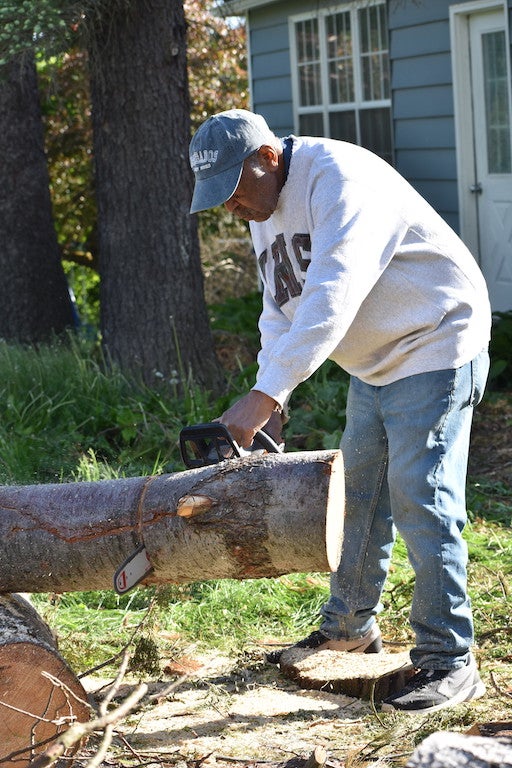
1, 298, 512, 689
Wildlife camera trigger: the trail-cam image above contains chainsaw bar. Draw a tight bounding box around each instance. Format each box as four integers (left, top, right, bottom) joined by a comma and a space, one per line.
114, 544, 153, 595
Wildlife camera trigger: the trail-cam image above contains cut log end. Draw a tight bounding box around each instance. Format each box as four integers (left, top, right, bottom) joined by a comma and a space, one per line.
0, 595, 90, 767
325, 450, 344, 572
0, 643, 91, 766
279, 646, 414, 701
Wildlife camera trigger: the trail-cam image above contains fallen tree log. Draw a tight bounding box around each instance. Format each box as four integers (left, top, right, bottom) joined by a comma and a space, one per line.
0, 594, 90, 767
0, 450, 343, 593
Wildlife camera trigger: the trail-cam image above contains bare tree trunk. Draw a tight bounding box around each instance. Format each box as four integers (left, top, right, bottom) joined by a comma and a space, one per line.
0, 54, 75, 343
0, 594, 90, 767
88, 0, 224, 391
0, 451, 344, 593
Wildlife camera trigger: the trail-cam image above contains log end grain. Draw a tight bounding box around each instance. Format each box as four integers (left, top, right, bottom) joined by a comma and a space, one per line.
0, 594, 91, 767
279, 646, 414, 701
0, 643, 91, 766
325, 450, 344, 572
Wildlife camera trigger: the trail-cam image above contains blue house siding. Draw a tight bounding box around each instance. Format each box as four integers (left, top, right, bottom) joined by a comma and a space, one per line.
246, 1, 295, 135
388, 1, 459, 230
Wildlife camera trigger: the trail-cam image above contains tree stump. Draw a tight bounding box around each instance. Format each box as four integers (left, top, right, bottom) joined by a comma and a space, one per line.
0, 450, 344, 592
278, 647, 414, 701
0, 594, 90, 767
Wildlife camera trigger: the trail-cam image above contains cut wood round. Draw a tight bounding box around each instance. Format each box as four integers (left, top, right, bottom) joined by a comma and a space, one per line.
278, 646, 414, 701
0, 594, 90, 767
0, 450, 344, 592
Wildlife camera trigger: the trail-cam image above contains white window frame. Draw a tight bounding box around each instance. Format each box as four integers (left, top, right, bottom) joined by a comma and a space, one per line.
289, 0, 391, 142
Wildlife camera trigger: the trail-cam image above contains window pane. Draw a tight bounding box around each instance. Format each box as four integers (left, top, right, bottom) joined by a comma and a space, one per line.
296, 19, 322, 106
359, 4, 390, 101
299, 112, 325, 136
326, 11, 354, 104
329, 111, 357, 143
299, 62, 322, 106
296, 18, 319, 63
360, 107, 392, 162
329, 58, 354, 104
482, 30, 512, 173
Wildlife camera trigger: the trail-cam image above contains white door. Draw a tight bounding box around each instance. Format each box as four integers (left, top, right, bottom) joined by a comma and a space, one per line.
452, 4, 512, 312
470, 9, 512, 311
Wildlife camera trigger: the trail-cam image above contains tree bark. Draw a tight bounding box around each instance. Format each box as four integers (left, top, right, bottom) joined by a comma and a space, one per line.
0, 450, 344, 593
405, 731, 512, 768
88, 0, 224, 392
0, 54, 75, 342
0, 594, 90, 768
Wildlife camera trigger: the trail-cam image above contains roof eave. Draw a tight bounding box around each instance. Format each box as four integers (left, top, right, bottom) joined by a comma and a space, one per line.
216, 0, 279, 16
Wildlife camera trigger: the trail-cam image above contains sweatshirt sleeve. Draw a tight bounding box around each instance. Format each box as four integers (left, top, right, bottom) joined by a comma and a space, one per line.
256, 279, 292, 376
253, 158, 409, 406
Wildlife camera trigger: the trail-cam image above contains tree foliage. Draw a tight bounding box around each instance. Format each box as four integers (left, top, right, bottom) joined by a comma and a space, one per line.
186, 0, 247, 129
0, 1, 71, 66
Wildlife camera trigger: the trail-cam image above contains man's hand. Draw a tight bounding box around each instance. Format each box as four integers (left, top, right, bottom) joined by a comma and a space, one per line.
261, 410, 284, 446
219, 390, 281, 448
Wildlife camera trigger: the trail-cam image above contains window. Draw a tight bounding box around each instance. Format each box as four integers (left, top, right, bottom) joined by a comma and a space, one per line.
482, 30, 511, 174
290, 1, 392, 163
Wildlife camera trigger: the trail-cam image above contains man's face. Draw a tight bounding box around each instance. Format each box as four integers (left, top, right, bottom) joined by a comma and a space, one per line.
224, 148, 282, 222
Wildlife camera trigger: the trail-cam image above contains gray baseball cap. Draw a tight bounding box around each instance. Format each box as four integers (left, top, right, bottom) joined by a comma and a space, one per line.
189, 109, 275, 214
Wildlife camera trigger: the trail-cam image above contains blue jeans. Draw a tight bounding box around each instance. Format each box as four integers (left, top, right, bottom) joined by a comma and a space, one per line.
320, 351, 489, 670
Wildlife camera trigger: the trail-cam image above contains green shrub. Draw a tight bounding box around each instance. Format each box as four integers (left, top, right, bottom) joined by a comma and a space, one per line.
489, 310, 512, 390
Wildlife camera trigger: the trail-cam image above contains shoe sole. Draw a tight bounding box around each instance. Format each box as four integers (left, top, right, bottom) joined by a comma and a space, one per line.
381, 679, 486, 714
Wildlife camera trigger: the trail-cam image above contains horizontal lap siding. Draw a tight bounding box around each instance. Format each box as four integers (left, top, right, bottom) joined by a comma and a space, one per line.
248, 2, 295, 135
389, 0, 459, 229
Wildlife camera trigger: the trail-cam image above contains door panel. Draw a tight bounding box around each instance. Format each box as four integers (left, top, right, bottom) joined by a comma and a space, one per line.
469, 9, 512, 311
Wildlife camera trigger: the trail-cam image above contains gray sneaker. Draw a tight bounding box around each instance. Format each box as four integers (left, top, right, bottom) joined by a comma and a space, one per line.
266, 623, 382, 664
381, 654, 486, 713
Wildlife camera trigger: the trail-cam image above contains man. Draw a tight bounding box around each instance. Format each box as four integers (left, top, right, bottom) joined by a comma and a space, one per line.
188, 109, 491, 713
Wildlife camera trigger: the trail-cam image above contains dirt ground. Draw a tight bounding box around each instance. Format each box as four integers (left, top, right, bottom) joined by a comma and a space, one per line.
80, 394, 512, 768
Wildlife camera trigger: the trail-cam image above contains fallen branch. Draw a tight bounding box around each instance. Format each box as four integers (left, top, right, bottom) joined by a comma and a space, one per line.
27, 682, 148, 768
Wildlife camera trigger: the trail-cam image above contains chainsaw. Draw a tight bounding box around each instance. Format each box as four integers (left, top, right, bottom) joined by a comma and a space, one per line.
179, 421, 282, 468
113, 423, 281, 594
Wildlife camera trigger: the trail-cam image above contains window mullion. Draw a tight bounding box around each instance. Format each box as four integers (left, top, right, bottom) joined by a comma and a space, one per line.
352, 6, 362, 144
319, 13, 330, 137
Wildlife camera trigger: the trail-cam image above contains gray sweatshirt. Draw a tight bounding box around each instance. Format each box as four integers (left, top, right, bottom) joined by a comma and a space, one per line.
250, 136, 491, 408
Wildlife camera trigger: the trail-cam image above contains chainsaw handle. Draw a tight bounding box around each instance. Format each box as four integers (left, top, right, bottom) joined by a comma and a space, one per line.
252, 429, 282, 454
179, 422, 281, 469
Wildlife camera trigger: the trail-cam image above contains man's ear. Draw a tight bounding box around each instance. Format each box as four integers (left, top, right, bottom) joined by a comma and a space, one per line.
258, 144, 280, 172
